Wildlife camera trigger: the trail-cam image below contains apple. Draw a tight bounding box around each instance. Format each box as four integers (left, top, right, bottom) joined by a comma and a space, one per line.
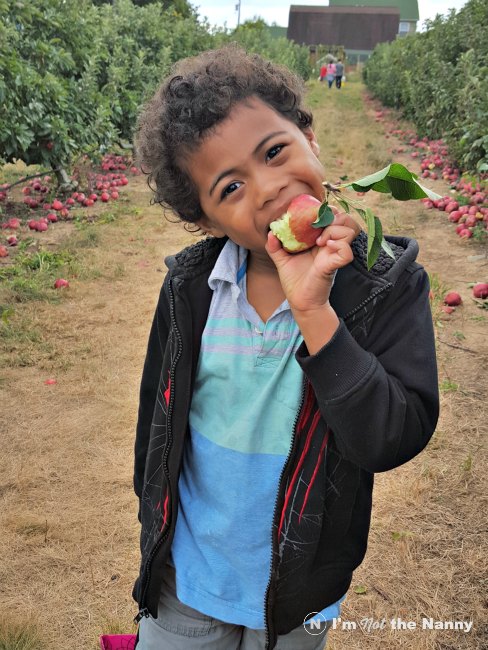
448, 211, 461, 222
0, 245, 9, 257
269, 194, 323, 253
54, 278, 69, 289
7, 235, 18, 246
444, 291, 462, 306
473, 283, 488, 299
3, 218, 20, 230
52, 199, 64, 211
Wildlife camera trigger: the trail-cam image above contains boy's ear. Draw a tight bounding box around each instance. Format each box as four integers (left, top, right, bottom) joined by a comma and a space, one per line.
195, 215, 226, 238
303, 127, 320, 157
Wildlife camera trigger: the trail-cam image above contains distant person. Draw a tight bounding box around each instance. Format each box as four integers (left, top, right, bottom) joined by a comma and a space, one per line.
335, 59, 345, 89
325, 61, 336, 88
319, 63, 327, 82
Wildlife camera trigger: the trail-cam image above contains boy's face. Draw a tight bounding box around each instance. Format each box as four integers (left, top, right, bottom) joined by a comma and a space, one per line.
184, 97, 325, 259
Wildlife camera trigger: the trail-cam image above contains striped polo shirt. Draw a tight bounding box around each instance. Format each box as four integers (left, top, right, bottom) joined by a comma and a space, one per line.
170, 239, 344, 628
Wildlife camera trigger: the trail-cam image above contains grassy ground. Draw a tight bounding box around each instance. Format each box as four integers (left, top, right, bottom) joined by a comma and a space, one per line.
0, 72, 486, 649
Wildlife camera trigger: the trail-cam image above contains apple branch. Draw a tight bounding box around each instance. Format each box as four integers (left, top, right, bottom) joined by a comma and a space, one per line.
317, 163, 441, 269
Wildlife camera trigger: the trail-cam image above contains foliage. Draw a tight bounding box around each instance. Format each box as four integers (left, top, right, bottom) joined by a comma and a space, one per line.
0, 0, 116, 170
95, 0, 212, 141
0, 2, 312, 177
213, 19, 313, 80
363, 0, 488, 174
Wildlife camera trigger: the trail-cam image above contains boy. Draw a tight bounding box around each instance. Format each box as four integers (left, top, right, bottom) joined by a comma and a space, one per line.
132, 45, 439, 650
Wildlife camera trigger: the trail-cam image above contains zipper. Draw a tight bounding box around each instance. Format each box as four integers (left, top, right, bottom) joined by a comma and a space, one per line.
136, 277, 183, 621
264, 376, 307, 650
343, 282, 393, 322
262, 283, 391, 647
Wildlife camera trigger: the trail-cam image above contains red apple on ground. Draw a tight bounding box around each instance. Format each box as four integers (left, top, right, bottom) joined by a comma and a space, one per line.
54, 278, 69, 289
444, 291, 462, 306
0, 245, 9, 257
473, 283, 488, 299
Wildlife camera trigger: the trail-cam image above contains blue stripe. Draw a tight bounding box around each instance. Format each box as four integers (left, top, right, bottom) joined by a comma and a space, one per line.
236, 258, 247, 285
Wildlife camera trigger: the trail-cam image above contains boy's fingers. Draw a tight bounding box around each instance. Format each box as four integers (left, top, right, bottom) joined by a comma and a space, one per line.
266, 231, 292, 265
316, 224, 358, 245
322, 239, 354, 269
330, 212, 362, 235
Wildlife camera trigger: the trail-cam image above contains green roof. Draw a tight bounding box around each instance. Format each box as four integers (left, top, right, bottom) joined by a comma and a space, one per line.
329, 0, 419, 21
267, 25, 288, 38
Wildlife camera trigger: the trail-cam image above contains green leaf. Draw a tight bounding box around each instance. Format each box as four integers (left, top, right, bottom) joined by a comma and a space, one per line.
353, 585, 367, 594
364, 209, 383, 269
347, 163, 441, 201
312, 202, 335, 229
336, 197, 351, 213
412, 182, 442, 201
353, 206, 367, 221
381, 238, 395, 260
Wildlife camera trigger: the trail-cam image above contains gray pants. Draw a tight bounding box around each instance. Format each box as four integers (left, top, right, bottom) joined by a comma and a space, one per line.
137, 565, 330, 650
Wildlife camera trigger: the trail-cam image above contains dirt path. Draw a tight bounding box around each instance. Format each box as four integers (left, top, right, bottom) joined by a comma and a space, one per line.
1, 76, 486, 650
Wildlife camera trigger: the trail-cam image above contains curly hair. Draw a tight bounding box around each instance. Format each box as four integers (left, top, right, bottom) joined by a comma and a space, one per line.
134, 44, 313, 227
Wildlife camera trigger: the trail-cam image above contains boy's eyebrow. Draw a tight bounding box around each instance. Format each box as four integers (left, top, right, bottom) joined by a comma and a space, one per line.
209, 131, 287, 196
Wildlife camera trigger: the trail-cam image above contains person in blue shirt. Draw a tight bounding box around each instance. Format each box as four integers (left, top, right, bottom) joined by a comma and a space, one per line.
132, 44, 439, 650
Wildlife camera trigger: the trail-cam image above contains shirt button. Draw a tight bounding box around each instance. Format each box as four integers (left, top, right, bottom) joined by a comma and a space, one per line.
255, 327, 263, 335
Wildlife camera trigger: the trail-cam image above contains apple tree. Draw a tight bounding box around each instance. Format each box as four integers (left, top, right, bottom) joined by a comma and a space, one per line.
0, 0, 117, 184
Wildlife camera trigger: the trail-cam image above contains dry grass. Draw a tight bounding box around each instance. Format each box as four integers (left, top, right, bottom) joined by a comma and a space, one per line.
0, 72, 486, 649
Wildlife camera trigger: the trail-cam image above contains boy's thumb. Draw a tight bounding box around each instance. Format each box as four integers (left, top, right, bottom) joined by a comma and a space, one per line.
266, 232, 290, 266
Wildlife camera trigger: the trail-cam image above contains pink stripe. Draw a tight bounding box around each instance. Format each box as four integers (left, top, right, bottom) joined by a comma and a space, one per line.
298, 429, 330, 523
277, 408, 321, 540
160, 492, 170, 531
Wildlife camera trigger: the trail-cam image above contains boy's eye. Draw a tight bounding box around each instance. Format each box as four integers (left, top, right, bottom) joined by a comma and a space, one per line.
266, 144, 284, 161
221, 181, 242, 199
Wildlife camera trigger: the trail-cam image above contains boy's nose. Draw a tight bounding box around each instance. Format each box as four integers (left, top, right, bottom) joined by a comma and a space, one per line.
255, 175, 287, 212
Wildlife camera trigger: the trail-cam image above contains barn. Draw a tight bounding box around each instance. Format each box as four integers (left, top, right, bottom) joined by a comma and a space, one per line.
287, 3, 416, 62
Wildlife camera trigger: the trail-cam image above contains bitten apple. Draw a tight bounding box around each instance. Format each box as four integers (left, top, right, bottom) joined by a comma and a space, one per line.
269, 194, 323, 253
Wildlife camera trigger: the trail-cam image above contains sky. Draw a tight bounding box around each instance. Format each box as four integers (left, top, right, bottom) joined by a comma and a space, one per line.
193, 1, 469, 31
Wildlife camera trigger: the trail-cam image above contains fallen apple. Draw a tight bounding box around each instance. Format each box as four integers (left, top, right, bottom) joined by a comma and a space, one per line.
473, 283, 488, 299
444, 291, 462, 306
269, 194, 323, 253
54, 278, 69, 289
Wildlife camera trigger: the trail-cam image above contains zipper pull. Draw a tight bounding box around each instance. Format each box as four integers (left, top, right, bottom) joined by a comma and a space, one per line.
133, 607, 149, 624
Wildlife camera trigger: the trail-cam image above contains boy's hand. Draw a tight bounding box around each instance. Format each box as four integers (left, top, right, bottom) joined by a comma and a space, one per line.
266, 211, 361, 314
